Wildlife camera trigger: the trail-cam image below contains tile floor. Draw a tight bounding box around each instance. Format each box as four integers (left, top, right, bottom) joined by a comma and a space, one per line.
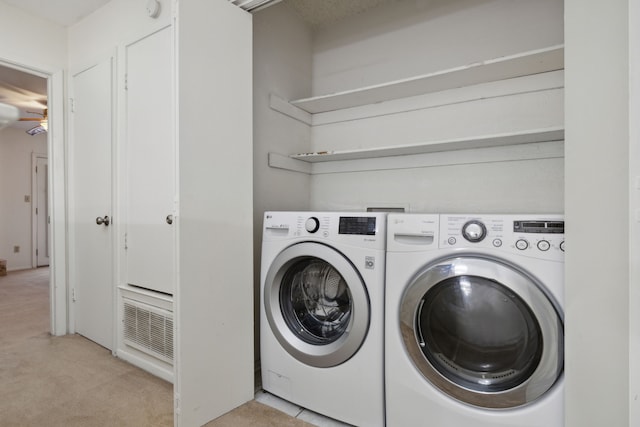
255, 390, 353, 427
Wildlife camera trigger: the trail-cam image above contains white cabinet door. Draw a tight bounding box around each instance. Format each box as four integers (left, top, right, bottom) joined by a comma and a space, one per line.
175, 1, 254, 426
70, 57, 114, 350
125, 26, 175, 295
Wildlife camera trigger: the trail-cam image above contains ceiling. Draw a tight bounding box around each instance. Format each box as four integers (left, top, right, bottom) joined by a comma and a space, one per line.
0, 0, 401, 132
1, 0, 112, 27
1, 0, 399, 29
282, 0, 401, 29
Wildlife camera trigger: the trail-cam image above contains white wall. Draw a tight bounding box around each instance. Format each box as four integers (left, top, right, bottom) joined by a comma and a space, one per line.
565, 1, 630, 426
0, 2, 67, 72
67, 0, 171, 69
630, 0, 640, 424
311, 156, 564, 213
0, 127, 47, 270
252, 2, 313, 363
310, 82, 563, 153
312, 0, 563, 96
253, 3, 313, 215
305, 0, 564, 214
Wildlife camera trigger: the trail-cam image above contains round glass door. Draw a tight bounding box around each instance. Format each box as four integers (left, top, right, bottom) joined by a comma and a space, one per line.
400, 256, 563, 408
264, 242, 370, 368
280, 259, 352, 345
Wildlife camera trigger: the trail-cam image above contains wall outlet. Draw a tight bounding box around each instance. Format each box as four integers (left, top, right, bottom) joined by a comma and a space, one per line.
13, 246, 19, 253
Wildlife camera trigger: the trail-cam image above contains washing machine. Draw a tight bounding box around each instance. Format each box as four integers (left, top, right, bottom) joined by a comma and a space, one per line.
260, 211, 386, 427
385, 213, 564, 427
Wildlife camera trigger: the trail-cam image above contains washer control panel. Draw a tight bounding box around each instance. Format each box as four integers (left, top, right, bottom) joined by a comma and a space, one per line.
441, 214, 564, 261
263, 211, 387, 250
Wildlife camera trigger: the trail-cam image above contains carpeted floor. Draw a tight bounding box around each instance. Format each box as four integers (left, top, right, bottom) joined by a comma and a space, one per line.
0, 267, 174, 426
0, 267, 313, 427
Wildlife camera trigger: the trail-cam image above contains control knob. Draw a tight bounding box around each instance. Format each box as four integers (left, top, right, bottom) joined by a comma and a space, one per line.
462, 220, 487, 243
537, 240, 551, 251
305, 217, 320, 233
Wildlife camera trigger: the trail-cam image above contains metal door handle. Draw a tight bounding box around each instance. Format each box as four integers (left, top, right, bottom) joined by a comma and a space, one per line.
96, 215, 110, 226
166, 214, 173, 225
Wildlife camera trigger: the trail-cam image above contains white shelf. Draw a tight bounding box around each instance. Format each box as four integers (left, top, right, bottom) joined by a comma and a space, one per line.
289, 127, 564, 163
268, 46, 565, 174
290, 45, 564, 114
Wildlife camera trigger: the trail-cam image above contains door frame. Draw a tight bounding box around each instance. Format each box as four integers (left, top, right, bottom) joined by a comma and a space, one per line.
0, 58, 66, 336
31, 152, 48, 268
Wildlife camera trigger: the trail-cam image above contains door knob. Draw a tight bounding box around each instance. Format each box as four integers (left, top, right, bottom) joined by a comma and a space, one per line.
96, 215, 110, 226
166, 214, 173, 225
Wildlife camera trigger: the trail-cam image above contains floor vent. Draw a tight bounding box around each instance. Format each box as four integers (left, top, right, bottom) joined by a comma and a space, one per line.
123, 298, 174, 364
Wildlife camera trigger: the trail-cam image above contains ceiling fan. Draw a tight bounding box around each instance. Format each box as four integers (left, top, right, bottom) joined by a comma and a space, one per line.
19, 108, 48, 135
0, 78, 48, 135
0, 102, 19, 129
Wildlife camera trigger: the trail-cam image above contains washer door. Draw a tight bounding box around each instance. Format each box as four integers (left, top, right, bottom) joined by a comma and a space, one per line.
264, 242, 370, 368
400, 256, 563, 408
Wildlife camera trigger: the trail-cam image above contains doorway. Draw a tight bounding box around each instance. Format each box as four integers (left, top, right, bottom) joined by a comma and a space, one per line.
32, 153, 49, 267
0, 60, 63, 336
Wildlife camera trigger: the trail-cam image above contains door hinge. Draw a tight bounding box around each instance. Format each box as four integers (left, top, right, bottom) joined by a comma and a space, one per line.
36, 249, 38, 256
72, 288, 77, 302
124, 74, 128, 91
35, 207, 38, 215
124, 232, 128, 250
69, 97, 75, 113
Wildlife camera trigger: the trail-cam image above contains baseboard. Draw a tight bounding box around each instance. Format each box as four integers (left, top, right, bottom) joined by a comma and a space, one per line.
116, 347, 174, 383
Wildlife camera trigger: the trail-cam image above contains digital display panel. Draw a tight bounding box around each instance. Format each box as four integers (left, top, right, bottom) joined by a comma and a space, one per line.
339, 217, 377, 235
513, 220, 564, 234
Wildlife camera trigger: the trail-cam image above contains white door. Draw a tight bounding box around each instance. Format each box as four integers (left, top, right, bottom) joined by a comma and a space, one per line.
34, 156, 49, 266
125, 26, 175, 295
70, 57, 114, 350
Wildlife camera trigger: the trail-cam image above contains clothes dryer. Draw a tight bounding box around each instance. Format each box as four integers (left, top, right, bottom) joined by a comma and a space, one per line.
261, 212, 386, 427
385, 213, 564, 427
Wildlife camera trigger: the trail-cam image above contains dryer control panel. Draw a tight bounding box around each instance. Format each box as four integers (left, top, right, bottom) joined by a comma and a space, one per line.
441, 214, 565, 261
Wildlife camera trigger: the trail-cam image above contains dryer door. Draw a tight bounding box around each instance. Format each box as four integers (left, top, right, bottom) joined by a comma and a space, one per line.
264, 242, 370, 368
400, 255, 563, 408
